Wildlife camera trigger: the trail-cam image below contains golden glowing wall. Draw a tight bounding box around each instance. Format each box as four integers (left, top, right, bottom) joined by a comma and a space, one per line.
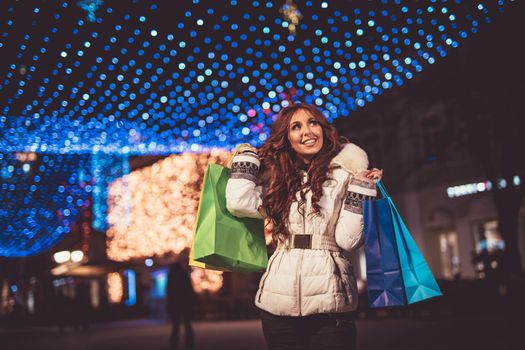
106, 150, 231, 260
106, 150, 232, 293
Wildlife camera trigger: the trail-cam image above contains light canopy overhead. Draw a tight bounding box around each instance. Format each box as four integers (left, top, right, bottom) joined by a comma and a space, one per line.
0, 0, 513, 256
0, 0, 512, 154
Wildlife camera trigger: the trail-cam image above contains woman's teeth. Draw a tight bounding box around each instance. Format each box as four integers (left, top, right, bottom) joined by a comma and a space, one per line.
303, 139, 316, 145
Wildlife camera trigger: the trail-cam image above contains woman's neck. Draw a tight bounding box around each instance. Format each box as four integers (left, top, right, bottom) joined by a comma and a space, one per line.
299, 162, 309, 172
297, 154, 312, 166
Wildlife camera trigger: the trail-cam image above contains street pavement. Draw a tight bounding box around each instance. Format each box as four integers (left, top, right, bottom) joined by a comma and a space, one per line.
0, 315, 513, 350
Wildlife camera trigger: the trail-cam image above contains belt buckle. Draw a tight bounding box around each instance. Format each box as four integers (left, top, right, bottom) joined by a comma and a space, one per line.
293, 235, 312, 249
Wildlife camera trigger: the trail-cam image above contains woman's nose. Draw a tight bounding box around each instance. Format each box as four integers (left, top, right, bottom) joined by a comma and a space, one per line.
303, 125, 312, 135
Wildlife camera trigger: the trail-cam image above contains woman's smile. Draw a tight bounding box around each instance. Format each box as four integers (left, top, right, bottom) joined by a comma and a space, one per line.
302, 138, 318, 146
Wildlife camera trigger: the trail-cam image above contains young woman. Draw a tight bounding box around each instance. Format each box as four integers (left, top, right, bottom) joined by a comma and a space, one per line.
225, 103, 383, 350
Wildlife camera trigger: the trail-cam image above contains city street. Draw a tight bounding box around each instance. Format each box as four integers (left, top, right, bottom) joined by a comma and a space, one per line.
1, 3, 524, 350
0, 315, 512, 350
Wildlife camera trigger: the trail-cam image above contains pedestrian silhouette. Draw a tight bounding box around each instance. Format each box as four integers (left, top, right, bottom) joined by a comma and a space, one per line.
53, 289, 72, 334
166, 249, 195, 349
73, 280, 91, 331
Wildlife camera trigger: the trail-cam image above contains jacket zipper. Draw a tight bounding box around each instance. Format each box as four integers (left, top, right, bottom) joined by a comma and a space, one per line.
297, 192, 307, 315
257, 253, 277, 302
297, 248, 304, 316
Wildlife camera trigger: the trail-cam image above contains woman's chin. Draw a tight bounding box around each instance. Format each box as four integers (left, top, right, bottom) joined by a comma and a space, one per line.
297, 149, 322, 162
303, 145, 322, 155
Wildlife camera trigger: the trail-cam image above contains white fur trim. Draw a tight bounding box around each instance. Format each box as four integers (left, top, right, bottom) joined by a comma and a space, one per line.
331, 143, 369, 175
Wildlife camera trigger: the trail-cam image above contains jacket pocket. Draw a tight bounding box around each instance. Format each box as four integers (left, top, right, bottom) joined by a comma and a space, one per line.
328, 252, 350, 305
257, 252, 278, 302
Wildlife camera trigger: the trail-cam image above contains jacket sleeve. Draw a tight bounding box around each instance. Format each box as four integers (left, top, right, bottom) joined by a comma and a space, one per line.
225, 151, 264, 219
334, 175, 377, 253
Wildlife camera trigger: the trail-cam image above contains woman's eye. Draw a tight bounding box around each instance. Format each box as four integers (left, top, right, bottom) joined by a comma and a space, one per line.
309, 120, 319, 125
292, 124, 300, 130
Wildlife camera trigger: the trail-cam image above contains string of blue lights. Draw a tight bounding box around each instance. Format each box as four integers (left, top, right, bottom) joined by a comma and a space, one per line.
0, 0, 511, 154
0, 153, 90, 256
0, 0, 513, 256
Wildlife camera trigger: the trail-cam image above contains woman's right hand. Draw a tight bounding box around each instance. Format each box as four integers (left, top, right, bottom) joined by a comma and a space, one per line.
237, 143, 258, 155
228, 144, 258, 168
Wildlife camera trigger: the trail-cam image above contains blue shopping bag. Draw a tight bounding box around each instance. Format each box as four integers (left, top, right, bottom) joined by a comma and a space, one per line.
363, 198, 406, 308
376, 181, 442, 304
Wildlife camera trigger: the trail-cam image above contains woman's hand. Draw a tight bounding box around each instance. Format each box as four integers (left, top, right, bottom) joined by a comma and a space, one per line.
228, 143, 259, 168
366, 168, 383, 181
355, 168, 383, 184
237, 143, 258, 155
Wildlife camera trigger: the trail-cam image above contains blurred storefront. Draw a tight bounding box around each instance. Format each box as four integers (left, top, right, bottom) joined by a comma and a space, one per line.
336, 79, 525, 286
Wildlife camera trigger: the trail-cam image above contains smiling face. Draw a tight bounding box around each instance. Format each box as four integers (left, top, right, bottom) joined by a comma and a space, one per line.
288, 108, 324, 164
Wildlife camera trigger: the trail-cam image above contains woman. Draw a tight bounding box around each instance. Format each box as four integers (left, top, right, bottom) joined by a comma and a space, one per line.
225, 103, 382, 350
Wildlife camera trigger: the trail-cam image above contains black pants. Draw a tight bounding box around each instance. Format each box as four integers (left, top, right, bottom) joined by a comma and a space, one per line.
260, 310, 357, 350
169, 311, 194, 349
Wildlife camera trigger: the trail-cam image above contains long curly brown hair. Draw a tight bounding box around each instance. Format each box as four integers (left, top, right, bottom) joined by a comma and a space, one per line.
258, 104, 343, 241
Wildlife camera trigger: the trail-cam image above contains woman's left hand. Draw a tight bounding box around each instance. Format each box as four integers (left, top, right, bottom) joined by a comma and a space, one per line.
366, 168, 383, 182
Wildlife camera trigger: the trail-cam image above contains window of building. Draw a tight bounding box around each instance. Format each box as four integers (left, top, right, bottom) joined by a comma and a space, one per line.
421, 115, 445, 162
475, 220, 505, 253
150, 268, 168, 299
472, 220, 506, 279
439, 231, 461, 279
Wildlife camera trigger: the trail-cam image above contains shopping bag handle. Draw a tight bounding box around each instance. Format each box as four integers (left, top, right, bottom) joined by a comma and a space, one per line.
375, 180, 390, 198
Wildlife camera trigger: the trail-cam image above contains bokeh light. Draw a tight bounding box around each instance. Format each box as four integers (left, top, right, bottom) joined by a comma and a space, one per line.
106, 149, 231, 261
0, 0, 512, 154
0, 0, 513, 256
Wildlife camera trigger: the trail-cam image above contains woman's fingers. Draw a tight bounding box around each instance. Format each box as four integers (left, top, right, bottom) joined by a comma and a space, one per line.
357, 169, 383, 183
366, 168, 383, 180
355, 170, 374, 184
237, 143, 258, 154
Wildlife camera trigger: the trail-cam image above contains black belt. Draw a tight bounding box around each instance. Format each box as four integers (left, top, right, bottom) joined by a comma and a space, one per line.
291, 234, 312, 249
277, 234, 340, 251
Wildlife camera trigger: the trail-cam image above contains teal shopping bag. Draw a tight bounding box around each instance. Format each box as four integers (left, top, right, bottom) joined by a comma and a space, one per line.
376, 181, 442, 304
192, 164, 268, 273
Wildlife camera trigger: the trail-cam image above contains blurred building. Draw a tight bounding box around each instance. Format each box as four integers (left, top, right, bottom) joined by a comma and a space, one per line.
336, 14, 525, 284
344, 101, 524, 283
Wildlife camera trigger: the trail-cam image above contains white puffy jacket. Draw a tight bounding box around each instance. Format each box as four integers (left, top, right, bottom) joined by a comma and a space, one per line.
225, 143, 377, 316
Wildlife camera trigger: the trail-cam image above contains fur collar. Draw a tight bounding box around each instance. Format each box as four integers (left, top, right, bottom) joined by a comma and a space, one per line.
330, 143, 369, 175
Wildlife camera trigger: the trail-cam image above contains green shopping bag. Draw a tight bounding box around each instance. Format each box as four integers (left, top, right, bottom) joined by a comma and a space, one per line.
191, 163, 268, 273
